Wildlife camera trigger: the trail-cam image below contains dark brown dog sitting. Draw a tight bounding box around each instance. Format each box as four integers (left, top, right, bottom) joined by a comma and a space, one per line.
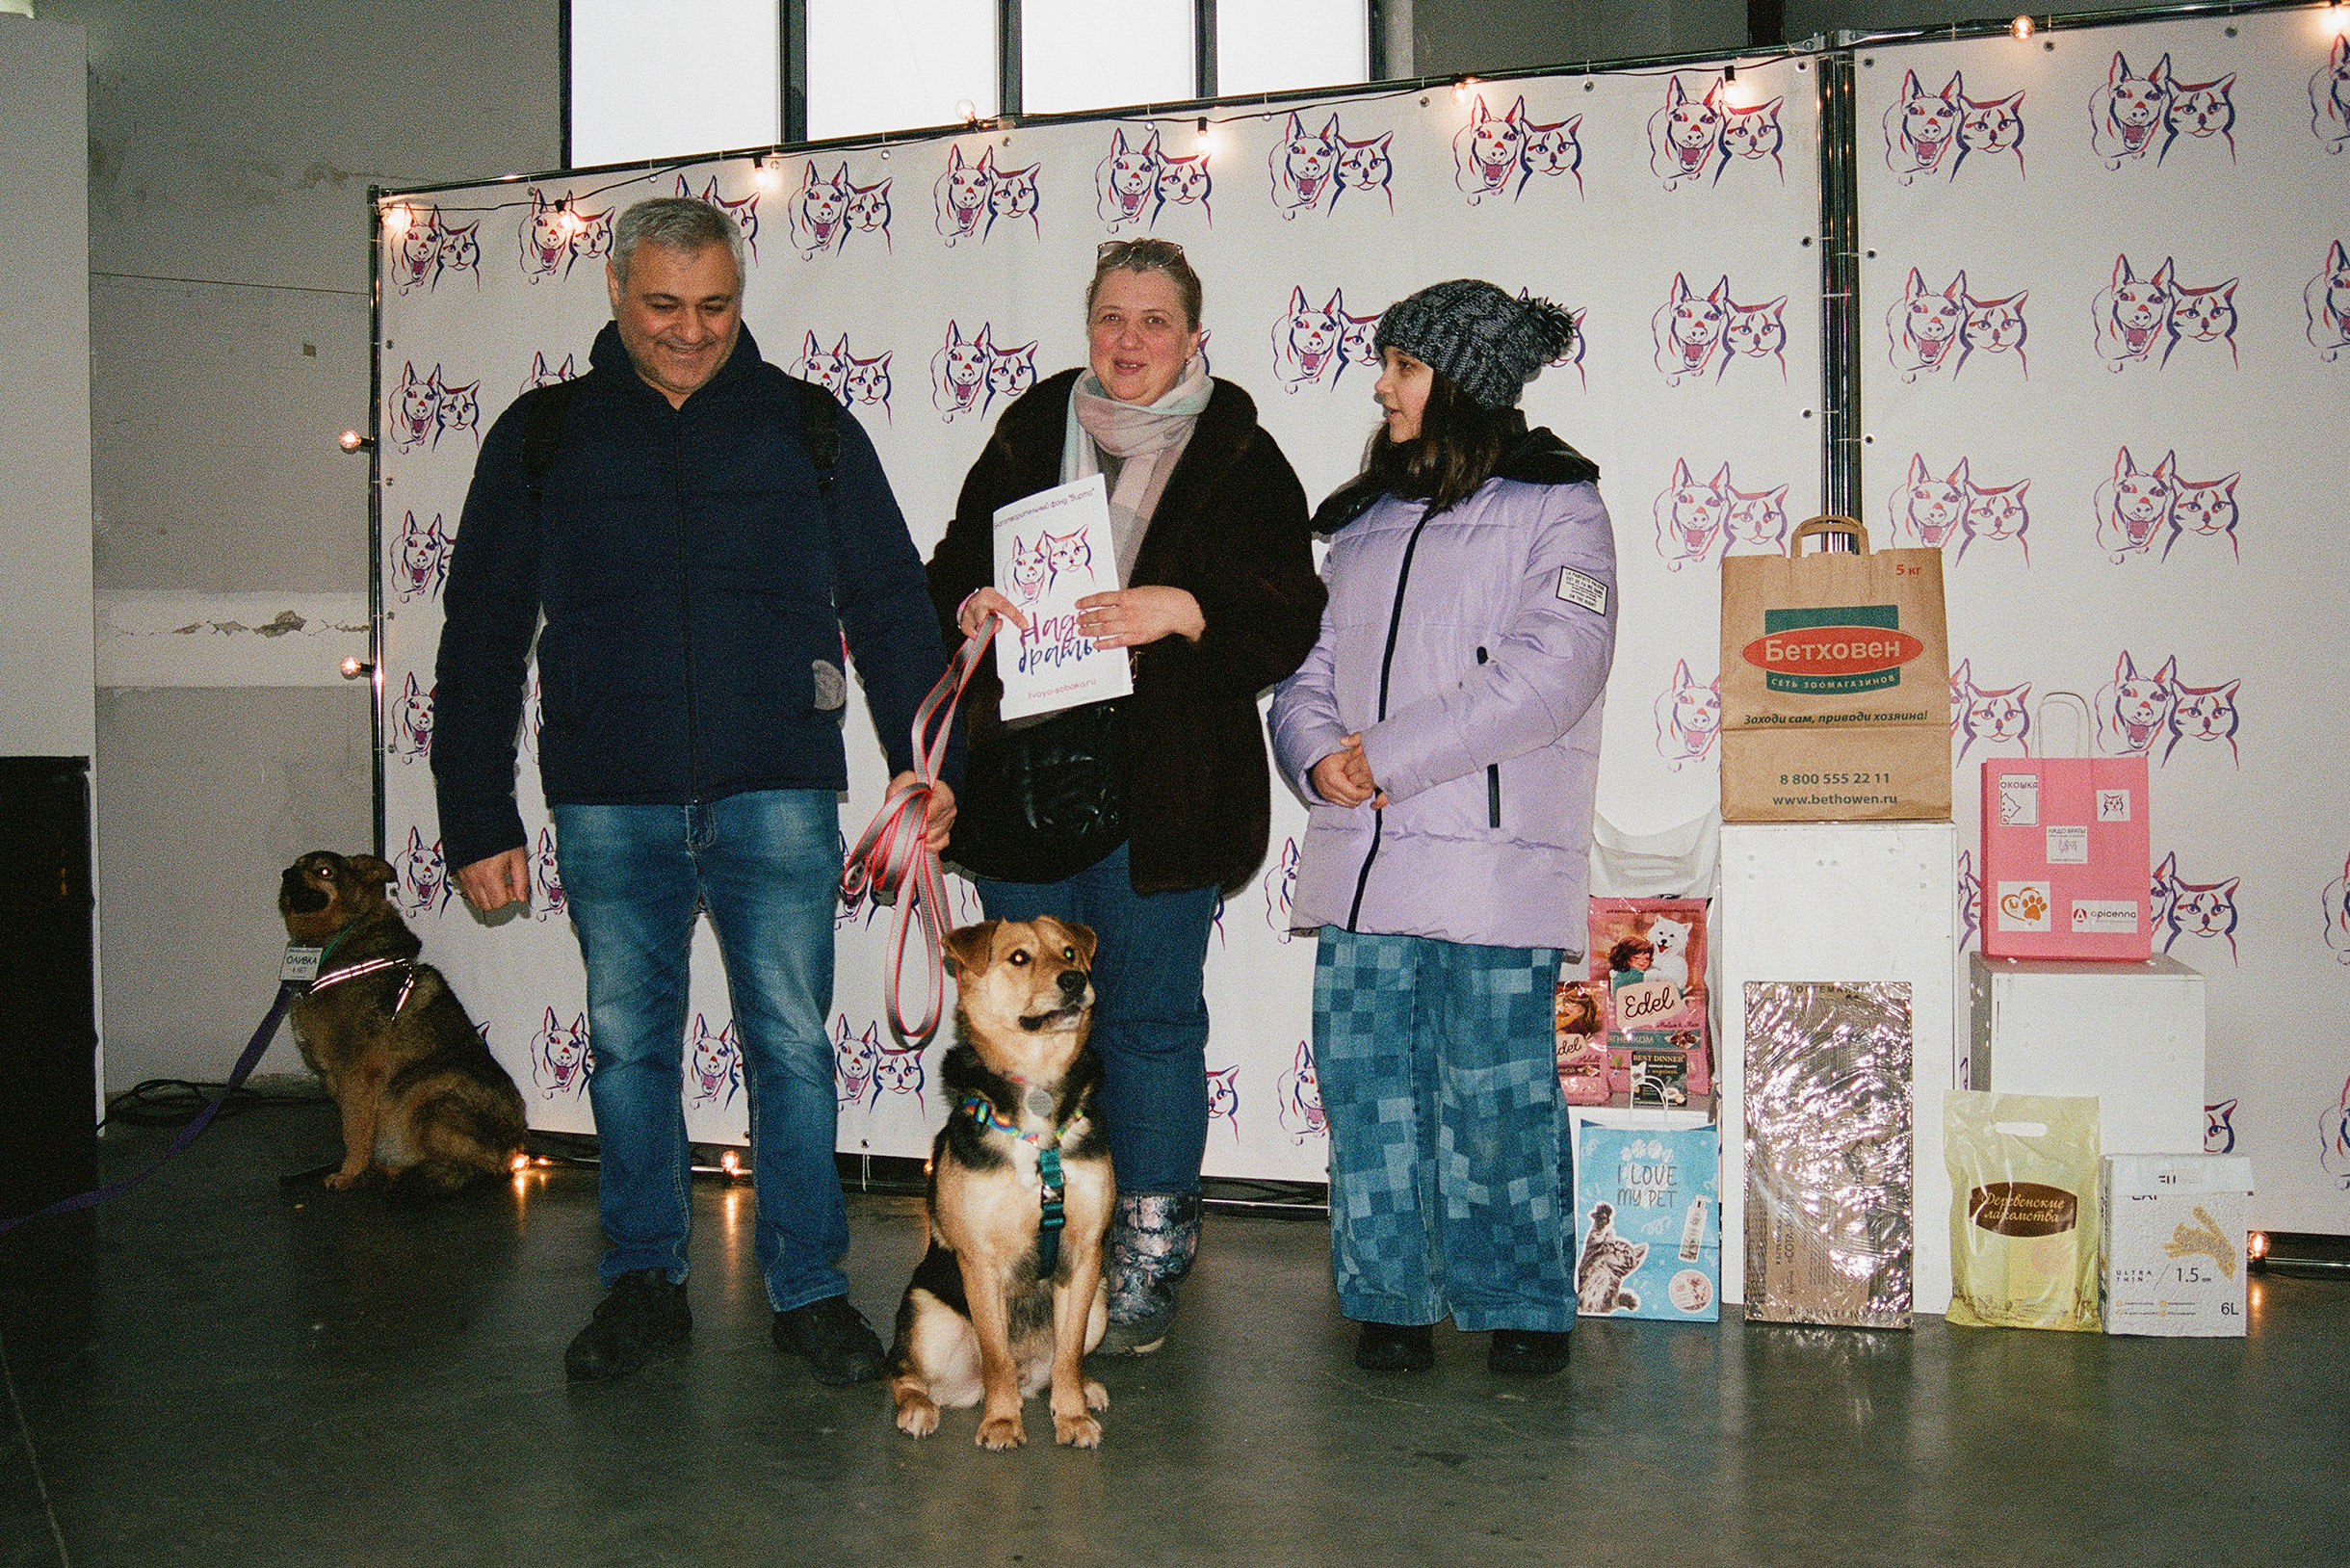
277, 851, 526, 1193
886, 917, 1113, 1450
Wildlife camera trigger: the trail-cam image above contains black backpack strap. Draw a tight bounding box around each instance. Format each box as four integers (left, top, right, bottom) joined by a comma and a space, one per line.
520, 379, 576, 509
791, 376, 841, 494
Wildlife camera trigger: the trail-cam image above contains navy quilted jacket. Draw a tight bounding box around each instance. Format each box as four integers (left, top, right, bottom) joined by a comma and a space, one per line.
431, 323, 954, 871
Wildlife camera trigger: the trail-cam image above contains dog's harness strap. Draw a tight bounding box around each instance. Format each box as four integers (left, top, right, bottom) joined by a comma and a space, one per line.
842, 617, 998, 1045
959, 1090, 1070, 1275
309, 954, 419, 1016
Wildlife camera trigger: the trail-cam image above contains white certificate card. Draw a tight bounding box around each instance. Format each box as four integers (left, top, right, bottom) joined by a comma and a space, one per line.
991, 474, 1135, 721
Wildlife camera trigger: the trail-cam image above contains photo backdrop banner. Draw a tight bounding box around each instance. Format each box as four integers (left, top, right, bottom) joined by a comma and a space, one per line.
1858, 10, 2350, 1233
374, 58, 1826, 1181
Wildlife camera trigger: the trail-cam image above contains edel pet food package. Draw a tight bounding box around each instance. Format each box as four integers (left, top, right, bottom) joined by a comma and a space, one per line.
1554, 978, 1611, 1107
1742, 981, 1915, 1329
2100, 1154, 2254, 1338
1945, 1091, 2102, 1332
1719, 517, 1952, 823
1572, 1112, 1721, 1323
1587, 897, 1710, 1044
1980, 693, 2153, 960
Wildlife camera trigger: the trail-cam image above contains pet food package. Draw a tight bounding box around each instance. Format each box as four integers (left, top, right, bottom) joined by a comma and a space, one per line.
1719, 517, 1952, 823
1554, 979, 1611, 1107
1980, 693, 2152, 961
1743, 981, 1914, 1329
1945, 1091, 2102, 1332
2100, 1154, 2253, 1338
1609, 1028, 1713, 1106
1587, 897, 1710, 1044
1573, 1112, 1721, 1323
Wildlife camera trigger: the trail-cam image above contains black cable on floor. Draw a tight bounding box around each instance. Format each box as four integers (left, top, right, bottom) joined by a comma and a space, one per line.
0, 1328, 71, 1568
102, 1078, 326, 1131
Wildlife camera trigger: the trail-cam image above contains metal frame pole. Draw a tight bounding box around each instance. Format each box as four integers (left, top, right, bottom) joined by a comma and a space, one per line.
1815, 49, 1862, 521
365, 188, 388, 860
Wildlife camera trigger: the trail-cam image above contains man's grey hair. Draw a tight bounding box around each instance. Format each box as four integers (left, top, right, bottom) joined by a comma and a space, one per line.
611, 196, 744, 288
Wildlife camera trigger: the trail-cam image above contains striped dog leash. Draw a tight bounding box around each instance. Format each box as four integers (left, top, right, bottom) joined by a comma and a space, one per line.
841, 615, 998, 1045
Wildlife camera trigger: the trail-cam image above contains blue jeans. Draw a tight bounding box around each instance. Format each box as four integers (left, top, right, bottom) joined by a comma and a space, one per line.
973, 841, 1219, 1195
1315, 928, 1575, 1333
552, 790, 849, 1313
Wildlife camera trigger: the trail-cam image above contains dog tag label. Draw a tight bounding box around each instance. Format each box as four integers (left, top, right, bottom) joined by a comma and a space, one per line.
1024, 1086, 1056, 1120
281, 944, 323, 984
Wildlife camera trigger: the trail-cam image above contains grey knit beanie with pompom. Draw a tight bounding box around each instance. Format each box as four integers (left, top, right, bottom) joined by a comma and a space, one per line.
1371, 279, 1578, 409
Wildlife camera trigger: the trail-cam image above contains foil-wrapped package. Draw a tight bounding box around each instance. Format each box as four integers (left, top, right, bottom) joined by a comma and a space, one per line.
1743, 981, 1914, 1329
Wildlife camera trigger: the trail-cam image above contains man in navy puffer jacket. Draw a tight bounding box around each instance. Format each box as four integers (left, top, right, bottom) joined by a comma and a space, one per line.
432, 197, 955, 1386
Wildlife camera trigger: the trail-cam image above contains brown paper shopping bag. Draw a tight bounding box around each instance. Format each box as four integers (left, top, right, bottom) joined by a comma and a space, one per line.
1719, 517, 1951, 822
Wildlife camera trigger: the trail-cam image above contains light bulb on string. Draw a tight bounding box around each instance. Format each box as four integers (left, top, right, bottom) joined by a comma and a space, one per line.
2012, 15, 2034, 40
557, 198, 583, 241
955, 98, 979, 129
1194, 116, 1213, 153
750, 154, 781, 192
380, 201, 412, 238
1452, 75, 1477, 106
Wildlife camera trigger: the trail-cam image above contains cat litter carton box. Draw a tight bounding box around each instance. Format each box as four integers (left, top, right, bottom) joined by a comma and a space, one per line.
1572, 1111, 1721, 1323
2099, 1154, 2253, 1338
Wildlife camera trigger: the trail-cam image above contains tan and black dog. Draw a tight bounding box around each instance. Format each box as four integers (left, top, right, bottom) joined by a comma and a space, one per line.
886, 916, 1115, 1450
277, 851, 526, 1193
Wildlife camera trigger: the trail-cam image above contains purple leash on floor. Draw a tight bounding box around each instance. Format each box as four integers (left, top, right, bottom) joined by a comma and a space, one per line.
0, 982, 300, 1235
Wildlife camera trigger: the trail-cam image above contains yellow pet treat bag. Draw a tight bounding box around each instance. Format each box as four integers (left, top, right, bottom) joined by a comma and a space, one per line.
1945, 1091, 2102, 1332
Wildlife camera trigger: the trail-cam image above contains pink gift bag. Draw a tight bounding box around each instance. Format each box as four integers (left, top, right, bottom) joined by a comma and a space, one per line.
1980, 693, 2151, 960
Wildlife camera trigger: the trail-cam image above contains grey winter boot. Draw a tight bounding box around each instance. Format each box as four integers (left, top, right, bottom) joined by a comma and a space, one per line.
1097, 1191, 1201, 1356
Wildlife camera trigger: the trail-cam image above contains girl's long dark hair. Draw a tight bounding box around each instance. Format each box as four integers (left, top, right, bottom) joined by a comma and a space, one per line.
1360, 370, 1528, 517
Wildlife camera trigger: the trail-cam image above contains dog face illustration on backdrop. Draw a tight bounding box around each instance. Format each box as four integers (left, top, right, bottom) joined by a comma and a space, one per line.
1955, 472, 2030, 564
932, 321, 993, 419
2095, 447, 2179, 562
1957, 287, 2029, 378
2164, 470, 2240, 562
1949, 659, 2032, 762
532, 826, 565, 923
1271, 286, 1345, 391
934, 144, 994, 245
2307, 240, 2350, 360
1272, 111, 1344, 215
392, 510, 453, 602
2160, 73, 2236, 164
793, 331, 851, 399
1889, 269, 1968, 381
1649, 76, 1724, 190
530, 1007, 592, 1097
1653, 659, 1721, 771
1716, 96, 1785, 182
1455, 94, 1528, 201
388, 363, 443, 450
2098, 651, 2178, 756
2091, 52, 2172, 168
2094, 255, 2177, 370
393, 206, 443, 292
393, 826, 452, 918
834, 1014, 881, 1108
1261, 837, 1297, 942
1953, 89, 2027, 177
789, 161, 852, 257
686, 1015, 743, 1108
520, 351, 578, 392
1098, 127, 1160, 229
1893, 455, 1968, 548
1277, 1039, 1325, 1144
672, 174, 759, 263
2313, 35, 2350, 153
388, 673, 433, 763
1883, 69, 1962, 181
1654, 458, 1730, 570
1653, 274, 1732, 383
517, 187, 605, 281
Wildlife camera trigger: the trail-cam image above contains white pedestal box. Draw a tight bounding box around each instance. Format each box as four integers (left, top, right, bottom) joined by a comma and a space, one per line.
1719, 823, 1958, 1315
1969, 954, 2206, 1157
2101, 1154, 2253, 1337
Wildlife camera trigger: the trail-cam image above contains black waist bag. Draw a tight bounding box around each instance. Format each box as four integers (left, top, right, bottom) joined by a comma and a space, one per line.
948, 699, 1127, 885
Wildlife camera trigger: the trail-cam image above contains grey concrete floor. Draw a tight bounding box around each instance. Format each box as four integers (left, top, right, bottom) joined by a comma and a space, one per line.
3, 1102, 2345, 1568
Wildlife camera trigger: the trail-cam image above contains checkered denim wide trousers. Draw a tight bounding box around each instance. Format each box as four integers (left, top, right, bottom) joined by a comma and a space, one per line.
1314, 928, 1576, 1333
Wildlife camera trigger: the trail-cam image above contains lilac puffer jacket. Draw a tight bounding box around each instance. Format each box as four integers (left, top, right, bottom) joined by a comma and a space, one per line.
1268, 430, 1616, 952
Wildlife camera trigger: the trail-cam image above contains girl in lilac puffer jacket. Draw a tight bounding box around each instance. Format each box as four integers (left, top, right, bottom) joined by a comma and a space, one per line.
1268, 279, 1617, 1378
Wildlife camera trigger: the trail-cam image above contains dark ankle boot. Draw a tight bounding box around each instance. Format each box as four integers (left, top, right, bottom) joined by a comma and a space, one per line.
1099, 1191, 1201, 1356
1354, 1321, 1435, 1372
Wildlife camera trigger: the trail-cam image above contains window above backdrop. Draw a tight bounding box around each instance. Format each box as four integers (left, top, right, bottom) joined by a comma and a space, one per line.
569, 0, 1374, 165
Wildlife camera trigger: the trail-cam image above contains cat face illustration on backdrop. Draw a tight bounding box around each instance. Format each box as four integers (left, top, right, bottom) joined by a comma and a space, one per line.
1333, 129, 1397, 211
1153, 150, 1213, 222
1653, 658, 1721, 771
934, 144, 994, 245
2098, 651, 2178, 756
1956, 287, 2028, 378
2162, 276, 2239, 367
1649, 75, 1724, 190
2312, 35, 2350, 153
2162, 670, 2241, 765
1718, 296, 1788, 379
2305, 240, 2350, 360
984, 339, 1037, 405
845, 175, 892, 248
1270, 286, 1345, 390
432, 377, 481, 448
2322, 849, 2350, 964
983, 161, 1041, 240
1262, 837, 1297, 942
2159, 73, 2236, 164
1577, 1201, 1647, 1314
2203, 1098, 2237, 1154
1335, 306, 1382, 384
387, 672, 433, 763
2152, 849, 2240, 959
394, 826, 452, 917
673, 174, 759, 263
1277, 1039, 1325, 1143
1722, 478, 1789, 554
530, 1008, 592, 1096
1955, 472, 2030, 564
1953, 89, 2027, 177
686, 1015, 743, 1108
2090, 51, 2173, 168
1949, 658, 2032, 762
834, 1015, 881, 1107
2095, 447, 2178, 561
532, 825, 565, 923
1205, 1063, 1241, 1137
788, 161, 852, 257
1098, 127, 1161, 229
1514, 110, 1583, 198
1653, 274, 1732, 383
432, 216, 482, 283
1893, 455, 1968, 548
1957, 849, 1983, 950
1271, 111, 1343, 216
392, 510, 453, 602
1654, 458, 1730, 570
1716, 96, 1785, 182
1883, 69, 1962, 181
1889, 268, 1967, 381
2163, 470, 2239, 562
2096, 255, 2176, 370
873, 1037, 927, 1108
842, 348, 893, 418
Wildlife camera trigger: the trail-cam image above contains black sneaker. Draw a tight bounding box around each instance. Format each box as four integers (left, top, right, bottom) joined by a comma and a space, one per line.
772, 1294, 886, 1386
1487, 1328, 1571, 1375
564, 1268, 692, 1382
1353, 1321, 1435, 1372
